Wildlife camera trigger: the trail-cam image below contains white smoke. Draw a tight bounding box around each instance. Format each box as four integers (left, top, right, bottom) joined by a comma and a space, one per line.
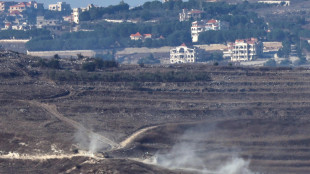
149, 124, 257, 174
74, 127, 109, 154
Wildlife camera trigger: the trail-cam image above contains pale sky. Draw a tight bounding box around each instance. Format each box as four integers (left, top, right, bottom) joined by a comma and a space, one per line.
12, 0, 156, 8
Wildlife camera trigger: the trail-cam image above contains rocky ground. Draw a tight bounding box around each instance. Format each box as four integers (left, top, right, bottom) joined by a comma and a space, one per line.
1, 51, 310, 173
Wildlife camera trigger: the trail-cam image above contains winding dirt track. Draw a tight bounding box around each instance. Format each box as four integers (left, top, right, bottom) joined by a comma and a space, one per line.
0, 99, 161, 160
118, 125, 159, 149
25, 100, 119, 149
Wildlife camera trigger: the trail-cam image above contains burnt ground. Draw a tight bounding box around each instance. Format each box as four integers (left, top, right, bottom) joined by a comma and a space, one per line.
1, 52, 310, 173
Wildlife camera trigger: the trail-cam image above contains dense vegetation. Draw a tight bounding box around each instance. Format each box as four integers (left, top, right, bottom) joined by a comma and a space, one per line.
15, 0, 309, 63
0, 29, 50, 39
25, 1, 279, 51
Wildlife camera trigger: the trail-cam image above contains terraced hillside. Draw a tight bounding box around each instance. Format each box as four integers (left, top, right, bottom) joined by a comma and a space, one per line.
1, 52, 310, 173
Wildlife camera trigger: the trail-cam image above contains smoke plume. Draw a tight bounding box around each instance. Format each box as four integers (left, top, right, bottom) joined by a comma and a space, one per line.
74, 127, 109, 154
150, 123, 257, 174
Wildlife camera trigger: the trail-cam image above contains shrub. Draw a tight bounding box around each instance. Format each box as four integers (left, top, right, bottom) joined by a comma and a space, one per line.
82, 62, 96, 72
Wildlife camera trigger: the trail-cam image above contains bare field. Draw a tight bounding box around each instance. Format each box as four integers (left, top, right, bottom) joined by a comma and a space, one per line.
1, 52, 310, 173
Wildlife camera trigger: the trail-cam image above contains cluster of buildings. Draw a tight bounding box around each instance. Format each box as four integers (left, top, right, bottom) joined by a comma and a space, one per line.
0, 1, 94, 31
168, 38, 263, 64
130, 32, 165, 41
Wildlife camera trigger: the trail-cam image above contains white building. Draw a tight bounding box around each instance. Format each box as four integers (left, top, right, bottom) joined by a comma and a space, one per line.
72, 8, 82, 24
170, 43, 197, 64
49, 2, 71, 12
191, 19, 229, 42
71, 5, 95, 24
225, 38, 263, 62
258, 0, 290, 6
179, 9, 203, 22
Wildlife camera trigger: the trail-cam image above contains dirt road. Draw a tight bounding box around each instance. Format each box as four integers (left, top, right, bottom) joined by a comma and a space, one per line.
25, 100, 119, 149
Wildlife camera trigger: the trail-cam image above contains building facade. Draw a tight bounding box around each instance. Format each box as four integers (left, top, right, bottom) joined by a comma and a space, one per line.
9, 2, 30, 13
225, 38, 263, 62
9, 1, 43, 13
48, 2, 71, 12
179, 9, 203, 22
170, 43, 197, 64
36, 16, 62, 30
72, 8, 81, 24
0, 1, 17, 12
191, 19, 229, 42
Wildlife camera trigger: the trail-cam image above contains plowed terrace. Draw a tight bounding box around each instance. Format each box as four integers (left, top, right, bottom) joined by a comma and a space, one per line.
0, 53, 310, 173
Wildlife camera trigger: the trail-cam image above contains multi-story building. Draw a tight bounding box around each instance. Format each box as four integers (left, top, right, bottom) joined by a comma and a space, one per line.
70, 5, 95, 24
179, 9, 203, 22
72, 8, 82, 24
9, 1, 43, 13
191, 19, 229, 42
36, 16, 62, 30
0, 1, 17, 12
225, 38, 263, 62
49, 2, 71, 12
9, 2, 30, 13
170, 43, 197, 64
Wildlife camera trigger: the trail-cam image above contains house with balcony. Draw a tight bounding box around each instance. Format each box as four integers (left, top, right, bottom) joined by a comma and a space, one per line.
224, 38, 263, 62
191, 19, 229, 42
170, 43, 197, 64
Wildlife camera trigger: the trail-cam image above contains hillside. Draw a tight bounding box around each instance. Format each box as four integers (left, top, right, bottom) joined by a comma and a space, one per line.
1, 52, 310, 173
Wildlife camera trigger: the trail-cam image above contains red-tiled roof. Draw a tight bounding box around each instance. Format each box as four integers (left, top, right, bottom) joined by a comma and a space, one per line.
235, 38, 258, 44
190, 10, 203, 14
181, 43, 187, 47
207, 19, 217, 24
130, 32, 142, 37
144, 34, 152, 36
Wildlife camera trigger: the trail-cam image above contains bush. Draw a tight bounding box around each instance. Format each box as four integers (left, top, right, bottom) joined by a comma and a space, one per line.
37, 58, 61, 69
82, 62, 96, 72
264, 59, 276, 67
46, 70, 212, 82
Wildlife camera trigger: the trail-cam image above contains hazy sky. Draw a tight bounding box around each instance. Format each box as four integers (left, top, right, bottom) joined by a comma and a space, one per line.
12, 0, 154, 8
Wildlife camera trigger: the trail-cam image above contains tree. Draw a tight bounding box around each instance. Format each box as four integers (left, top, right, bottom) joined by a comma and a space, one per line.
82, 62, 96, 72
264, 59, 276, 67
138, 54, 160, 64
279, 59, 291, 66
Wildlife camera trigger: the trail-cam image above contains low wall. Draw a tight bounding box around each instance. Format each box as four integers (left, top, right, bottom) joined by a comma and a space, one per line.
115, 47, 173, 55
0, 39, 29, 43
27, 50, 97, 58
